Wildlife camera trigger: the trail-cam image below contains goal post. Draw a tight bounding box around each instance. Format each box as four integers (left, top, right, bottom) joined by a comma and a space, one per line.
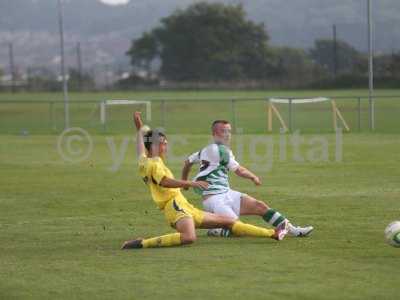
100, 100, 151, 129
267, 97, 350, 132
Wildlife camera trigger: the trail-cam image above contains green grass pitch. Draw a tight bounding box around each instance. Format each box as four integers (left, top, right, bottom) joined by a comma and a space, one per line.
1, 90, 400, 299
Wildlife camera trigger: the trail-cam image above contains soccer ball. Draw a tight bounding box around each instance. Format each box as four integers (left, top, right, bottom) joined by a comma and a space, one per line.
384, 221, 400, 247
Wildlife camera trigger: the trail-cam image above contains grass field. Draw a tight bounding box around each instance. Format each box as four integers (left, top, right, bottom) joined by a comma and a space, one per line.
1, 90, 400, 299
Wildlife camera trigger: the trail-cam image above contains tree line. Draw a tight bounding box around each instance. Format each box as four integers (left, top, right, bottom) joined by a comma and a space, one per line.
2, 2, 399, 92
121, 2, 400, 89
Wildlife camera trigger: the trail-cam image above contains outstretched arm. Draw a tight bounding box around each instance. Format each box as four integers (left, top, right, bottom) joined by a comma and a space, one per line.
133, 111, 146, 158
181, 159, 194, 181
160, 177, 208, 190
234, 166, 261, 186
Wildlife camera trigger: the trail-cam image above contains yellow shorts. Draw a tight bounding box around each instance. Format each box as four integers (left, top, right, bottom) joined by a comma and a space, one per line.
163, 196, 205, 228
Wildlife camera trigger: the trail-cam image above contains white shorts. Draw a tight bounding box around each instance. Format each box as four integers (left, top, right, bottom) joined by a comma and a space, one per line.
202, 189, 246, 220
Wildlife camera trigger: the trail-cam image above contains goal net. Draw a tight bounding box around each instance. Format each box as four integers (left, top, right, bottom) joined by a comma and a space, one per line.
267, 97, 350, 132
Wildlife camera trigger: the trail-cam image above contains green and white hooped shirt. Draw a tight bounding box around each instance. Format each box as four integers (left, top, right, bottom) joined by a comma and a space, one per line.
188, 143, 240, 196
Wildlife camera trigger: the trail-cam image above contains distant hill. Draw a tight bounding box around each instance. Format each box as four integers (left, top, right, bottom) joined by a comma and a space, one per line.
0, 0, 399, 74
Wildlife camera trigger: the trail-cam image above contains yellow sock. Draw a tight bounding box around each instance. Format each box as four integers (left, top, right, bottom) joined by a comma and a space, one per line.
232, 221, 275, 238
142, 233, 182, 248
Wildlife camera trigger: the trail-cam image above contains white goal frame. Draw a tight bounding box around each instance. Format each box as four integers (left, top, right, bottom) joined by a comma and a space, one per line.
100, 100, 151, 126
267, 97, 350, 132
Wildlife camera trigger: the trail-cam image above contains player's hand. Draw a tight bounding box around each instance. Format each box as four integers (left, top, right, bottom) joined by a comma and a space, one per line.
190, 181, 209, 190
252, 176, 261, 186
133, 111, 144, 131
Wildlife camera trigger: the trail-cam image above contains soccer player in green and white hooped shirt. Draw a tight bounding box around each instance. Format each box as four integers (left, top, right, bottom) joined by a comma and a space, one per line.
181, 120, 313, 237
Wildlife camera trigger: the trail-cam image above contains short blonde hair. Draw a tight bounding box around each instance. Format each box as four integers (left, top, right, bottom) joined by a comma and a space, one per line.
211, 120, 230, 132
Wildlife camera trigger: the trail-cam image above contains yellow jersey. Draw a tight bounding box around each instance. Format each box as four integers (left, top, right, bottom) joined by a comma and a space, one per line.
138, 153, 184, 210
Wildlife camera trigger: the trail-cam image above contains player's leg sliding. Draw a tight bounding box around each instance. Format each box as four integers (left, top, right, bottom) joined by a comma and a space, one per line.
263, 208, 313, 237
122, 219, 288, 249
231, 220, 288, 241
142, 232, 183, 248
263, 207, 314, 237
208, 222, 288, 240
204, 203, 290, 239
237, 195, 313, 237
208, 207, 313, 238
122, 232, 183, 249
202, 212, 288, 241
205, 196, 307, 238
206, 193, 313, 238
122, 216, 198, 249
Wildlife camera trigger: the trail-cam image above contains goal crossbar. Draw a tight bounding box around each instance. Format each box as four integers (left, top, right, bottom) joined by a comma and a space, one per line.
267, 97, 350, 132
269, 97, 330, 104
100, 100, 151, 125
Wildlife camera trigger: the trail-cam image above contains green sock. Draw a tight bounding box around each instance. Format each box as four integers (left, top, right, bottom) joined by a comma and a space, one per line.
262, 208, 287, 227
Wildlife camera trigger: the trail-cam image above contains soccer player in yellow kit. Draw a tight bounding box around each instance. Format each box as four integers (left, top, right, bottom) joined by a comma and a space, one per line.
121, 112, 288, 249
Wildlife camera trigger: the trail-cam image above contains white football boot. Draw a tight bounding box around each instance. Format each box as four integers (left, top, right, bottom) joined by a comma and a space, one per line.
288, 223, 314, 237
